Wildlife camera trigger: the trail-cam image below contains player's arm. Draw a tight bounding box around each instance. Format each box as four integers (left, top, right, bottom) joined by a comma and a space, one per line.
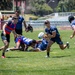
23, 20, 27, 31
12, 30, 17, 38
2, 22, 8, 35
46, 31, 56, 38
28, 48, 41, 52
9, 41, 21, 50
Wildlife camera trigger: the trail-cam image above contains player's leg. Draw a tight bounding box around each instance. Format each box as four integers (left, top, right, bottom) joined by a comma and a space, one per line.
46, 40, 54, 57
0, 46, 5, 51
2, 40, 9, 58
1, 33, 10, 58
59, 42, 69, 50
56, 37, 69, 50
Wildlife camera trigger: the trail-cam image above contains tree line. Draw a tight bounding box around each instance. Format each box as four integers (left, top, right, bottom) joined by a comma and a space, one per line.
29, 0, 75, 16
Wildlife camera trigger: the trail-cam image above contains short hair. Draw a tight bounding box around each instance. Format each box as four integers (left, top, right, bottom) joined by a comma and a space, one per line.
12, 16, 18, 20
44, 20, 50, 24
68, 15, 74, 23
29, 40, 36, 46
15, 10, 20, 14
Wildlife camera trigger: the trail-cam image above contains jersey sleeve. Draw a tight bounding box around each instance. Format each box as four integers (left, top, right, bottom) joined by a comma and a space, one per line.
15, 38, 21, 43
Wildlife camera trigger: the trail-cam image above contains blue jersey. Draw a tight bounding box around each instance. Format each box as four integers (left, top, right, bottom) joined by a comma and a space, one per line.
21, 37, 33, 46
45, 26, 60, 38
16, 16, 24, 29
15, 36, 33, 46
35, 39, 48, 51
45, 26, 63, 45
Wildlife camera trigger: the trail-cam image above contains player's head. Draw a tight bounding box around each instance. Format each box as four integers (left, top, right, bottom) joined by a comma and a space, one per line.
44, 20, 50, 27
30, 40, 37, 47
15, 10, 20, 16
68, 15, 74, 23
12, 16, 18, 24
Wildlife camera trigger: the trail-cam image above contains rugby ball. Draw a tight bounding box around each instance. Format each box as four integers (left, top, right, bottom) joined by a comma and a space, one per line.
38, 32, 44, 39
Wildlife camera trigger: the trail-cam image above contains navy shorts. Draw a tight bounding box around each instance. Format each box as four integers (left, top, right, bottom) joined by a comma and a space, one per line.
1, 32, 10, 42
15, 29, 22, 35
51, 36, 63, 45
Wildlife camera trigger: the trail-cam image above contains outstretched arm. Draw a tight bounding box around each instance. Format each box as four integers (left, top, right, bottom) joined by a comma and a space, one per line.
9, 42, 21, 51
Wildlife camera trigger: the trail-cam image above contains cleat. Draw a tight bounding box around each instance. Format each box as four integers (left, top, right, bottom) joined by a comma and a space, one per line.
66, 42, 70, 49
1, 56, 6, 58
45, 55, 50, 58
5, 48, 10, 52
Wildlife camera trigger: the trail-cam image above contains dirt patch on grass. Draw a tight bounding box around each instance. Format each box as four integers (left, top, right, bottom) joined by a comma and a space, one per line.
58, 26, 71, 30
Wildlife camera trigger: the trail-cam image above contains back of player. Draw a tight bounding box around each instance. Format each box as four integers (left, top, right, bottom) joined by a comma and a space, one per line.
21, 36, 33, 46
37, 39, 48, 51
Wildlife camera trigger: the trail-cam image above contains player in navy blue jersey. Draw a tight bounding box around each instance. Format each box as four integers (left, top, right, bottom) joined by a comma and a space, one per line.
44, 20, 69, 57
68, 15, 75, 39
15, 10, 27, 35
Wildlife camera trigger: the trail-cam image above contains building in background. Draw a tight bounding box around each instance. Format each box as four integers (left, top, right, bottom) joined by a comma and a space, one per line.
46, 0, 60, 12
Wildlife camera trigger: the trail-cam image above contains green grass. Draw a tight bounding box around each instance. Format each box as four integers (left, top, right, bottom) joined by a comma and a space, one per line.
0, 29, 75, 75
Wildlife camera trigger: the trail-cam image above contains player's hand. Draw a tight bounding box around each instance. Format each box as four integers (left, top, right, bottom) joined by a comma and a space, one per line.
47, 34, 52, 38
25, 28, 28, 32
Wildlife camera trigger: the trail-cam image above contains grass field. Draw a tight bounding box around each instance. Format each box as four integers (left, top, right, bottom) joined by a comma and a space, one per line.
0, 29, 75, 75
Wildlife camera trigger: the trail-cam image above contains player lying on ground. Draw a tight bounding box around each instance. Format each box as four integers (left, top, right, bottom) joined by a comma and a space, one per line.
6, 33, 50, 52
5, 35, 37, 51
28, 33, 50, 52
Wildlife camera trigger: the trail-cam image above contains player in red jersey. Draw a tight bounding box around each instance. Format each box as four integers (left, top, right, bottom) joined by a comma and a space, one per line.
0, 16, 18, 58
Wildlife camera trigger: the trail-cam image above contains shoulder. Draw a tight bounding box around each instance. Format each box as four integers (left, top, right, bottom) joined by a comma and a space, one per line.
50, 26, 57, 30
19, 15, 24, 19
51, 25, 56, 28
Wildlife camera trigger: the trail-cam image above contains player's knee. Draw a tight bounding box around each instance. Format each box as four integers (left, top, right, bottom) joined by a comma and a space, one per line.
60, 47, 64, 50
5, 43, 9, 47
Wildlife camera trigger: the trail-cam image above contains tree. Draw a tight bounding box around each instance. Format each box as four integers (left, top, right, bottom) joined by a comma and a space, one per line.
29, 0, 53, 16
55, 0, 75, 12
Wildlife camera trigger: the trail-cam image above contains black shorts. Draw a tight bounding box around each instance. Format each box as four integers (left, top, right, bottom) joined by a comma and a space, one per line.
15, 29, 22, 35
1, 32, 10, 42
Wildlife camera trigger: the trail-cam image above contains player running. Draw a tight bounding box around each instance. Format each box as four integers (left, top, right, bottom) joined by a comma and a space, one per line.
0, 16, 18, 58
44, 20, 70, 58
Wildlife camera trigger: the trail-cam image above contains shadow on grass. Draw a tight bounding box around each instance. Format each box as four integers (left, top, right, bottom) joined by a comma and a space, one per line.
6, 56, 24, 58
52, 55, 71, 58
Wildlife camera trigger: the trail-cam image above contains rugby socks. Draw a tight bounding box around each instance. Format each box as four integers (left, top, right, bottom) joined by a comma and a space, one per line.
47, 52, 49, 57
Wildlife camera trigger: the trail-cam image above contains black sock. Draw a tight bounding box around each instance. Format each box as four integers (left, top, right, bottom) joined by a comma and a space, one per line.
2, 52, 5, 56
47, 52, 49, 57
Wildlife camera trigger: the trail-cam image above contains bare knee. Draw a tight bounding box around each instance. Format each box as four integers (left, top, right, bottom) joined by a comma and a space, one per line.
5, 42, 9, 48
